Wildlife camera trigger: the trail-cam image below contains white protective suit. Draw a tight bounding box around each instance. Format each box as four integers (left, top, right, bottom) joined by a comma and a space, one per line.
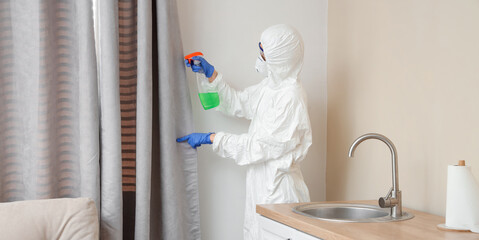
210, 24, 312, 240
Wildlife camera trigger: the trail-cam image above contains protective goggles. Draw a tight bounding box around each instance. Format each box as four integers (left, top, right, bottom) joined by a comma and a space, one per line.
259, 42, 265, 60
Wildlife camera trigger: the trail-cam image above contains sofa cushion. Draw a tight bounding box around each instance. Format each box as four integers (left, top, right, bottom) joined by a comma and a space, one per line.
0, 198, 99, 240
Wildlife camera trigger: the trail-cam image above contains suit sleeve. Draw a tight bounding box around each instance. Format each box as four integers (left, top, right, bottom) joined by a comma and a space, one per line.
210, 72, 261, 120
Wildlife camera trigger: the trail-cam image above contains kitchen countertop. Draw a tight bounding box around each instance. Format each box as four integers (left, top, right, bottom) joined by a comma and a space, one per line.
256, 200, 479, 240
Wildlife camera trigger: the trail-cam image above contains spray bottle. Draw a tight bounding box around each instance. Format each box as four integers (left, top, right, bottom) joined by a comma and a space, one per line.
184, 52, 220, 110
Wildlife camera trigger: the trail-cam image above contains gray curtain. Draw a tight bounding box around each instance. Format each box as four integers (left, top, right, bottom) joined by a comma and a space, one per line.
149, 0, 201, 238
0, 0, 121, 238
0, 0, 100, 206
0, 0, 200, 239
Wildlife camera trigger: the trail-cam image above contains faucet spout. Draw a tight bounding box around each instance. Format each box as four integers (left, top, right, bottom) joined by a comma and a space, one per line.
348, 133, 402, 218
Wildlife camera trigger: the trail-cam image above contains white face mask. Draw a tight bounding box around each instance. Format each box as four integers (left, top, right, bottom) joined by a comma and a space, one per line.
255, 56, 268, 77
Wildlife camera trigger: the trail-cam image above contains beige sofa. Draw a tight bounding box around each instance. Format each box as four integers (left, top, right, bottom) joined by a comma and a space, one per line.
0, 198, 99, 240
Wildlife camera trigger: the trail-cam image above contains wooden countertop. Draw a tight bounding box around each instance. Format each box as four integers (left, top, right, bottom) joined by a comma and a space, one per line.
256, 200, 479, 240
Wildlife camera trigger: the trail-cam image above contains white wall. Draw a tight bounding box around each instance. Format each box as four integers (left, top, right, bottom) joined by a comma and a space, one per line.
177, 1, 328, 239
327, 0, 479, 217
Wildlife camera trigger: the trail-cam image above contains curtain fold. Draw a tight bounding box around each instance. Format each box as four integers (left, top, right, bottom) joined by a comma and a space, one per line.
135, 0, 153, 238
77, 0, 101, 209
96, 0, 123, 239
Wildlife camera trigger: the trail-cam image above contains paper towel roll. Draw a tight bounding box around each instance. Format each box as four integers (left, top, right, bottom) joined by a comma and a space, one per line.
445, 164, 479, 233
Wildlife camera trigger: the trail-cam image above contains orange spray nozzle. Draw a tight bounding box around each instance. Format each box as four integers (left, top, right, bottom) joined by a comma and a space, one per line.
184, 52, 204, 65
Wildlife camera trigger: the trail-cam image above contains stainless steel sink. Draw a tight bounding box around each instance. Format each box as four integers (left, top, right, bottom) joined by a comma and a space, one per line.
293, 203, 414, 223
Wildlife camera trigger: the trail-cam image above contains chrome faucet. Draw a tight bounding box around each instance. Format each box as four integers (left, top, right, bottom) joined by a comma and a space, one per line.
348, 133, 403, 218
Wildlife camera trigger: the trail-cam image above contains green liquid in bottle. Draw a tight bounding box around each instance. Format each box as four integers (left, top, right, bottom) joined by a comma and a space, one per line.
198, 92, 220, 110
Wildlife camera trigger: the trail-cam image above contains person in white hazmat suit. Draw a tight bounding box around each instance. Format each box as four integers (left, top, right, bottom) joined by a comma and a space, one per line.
177, 24, 312, 240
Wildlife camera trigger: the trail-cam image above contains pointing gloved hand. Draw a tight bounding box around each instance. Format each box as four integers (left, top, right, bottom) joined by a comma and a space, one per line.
176, 132, 214, 149
184, 56, 215, 78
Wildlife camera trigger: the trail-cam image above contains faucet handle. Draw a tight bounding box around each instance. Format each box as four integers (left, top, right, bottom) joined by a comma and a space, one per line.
379, 187, 398, 208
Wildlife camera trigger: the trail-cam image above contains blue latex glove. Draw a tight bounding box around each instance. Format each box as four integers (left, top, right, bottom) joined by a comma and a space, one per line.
184, 56, 215, 78
176, 132, 214, 149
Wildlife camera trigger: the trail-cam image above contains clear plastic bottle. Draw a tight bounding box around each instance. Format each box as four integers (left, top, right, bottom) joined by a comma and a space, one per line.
185, 52, 220, 110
